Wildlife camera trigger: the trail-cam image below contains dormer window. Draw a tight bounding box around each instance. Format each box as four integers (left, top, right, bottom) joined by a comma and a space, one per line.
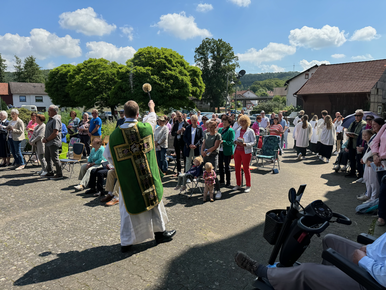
305, 73, 309, 79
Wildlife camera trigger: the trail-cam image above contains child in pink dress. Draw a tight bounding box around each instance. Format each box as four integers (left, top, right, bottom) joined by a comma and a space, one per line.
203, 162, 216, 202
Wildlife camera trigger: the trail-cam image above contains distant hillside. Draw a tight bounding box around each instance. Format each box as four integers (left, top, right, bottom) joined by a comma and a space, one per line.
4, 69, 51, 83
240, 71, 299, 88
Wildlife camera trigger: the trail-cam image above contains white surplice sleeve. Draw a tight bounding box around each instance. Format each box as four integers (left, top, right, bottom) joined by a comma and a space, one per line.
143, 112, 157, 132
103, 143, 114, 164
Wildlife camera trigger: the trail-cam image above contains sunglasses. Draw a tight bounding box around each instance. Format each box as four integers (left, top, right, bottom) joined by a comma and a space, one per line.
366, 118, 372, 121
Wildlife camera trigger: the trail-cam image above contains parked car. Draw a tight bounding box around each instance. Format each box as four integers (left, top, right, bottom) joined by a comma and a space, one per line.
101, 111, 114, 121
21, 105, 37, 112
288, 111, 299, 124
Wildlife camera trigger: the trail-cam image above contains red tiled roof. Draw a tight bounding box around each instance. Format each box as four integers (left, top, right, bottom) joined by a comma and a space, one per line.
0, 83, 9, 95
296, 59, 386, 95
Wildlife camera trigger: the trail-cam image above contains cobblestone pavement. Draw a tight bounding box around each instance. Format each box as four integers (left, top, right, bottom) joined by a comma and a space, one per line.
0, 135, 374, 290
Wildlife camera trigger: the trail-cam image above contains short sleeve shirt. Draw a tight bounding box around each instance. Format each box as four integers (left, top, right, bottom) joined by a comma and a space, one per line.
204, 132, 222, 154
89, 117, 102, 136
45, 115, 62, 147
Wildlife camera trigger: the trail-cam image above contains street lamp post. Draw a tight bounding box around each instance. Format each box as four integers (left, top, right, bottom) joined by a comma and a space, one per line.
233, 70, 246, 114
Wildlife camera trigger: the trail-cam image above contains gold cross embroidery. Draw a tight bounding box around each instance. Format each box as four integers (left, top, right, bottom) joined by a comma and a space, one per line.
113, 124, 159, 210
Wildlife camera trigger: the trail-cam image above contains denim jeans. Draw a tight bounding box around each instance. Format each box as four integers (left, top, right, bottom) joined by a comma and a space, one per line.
156, 148, 168, 173
8, 139, 24, 165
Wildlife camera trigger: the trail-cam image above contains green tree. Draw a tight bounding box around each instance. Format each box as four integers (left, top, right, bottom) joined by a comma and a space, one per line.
250, 78, 285, 93
272, 95, 286, 105
45, 64, 78, 108
23, 56, 45, 83
13, 55, 24, 82
68, 58, 124, 114
194, 38, 238, 110
0, 53, 7, 82
112, 47, 204, 111
1, 98, 7, 110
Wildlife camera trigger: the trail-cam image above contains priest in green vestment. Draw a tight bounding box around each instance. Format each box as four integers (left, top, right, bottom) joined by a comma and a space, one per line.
103, 99, 176, 252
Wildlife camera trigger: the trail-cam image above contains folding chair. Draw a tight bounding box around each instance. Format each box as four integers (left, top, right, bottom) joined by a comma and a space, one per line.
183, 163, 204, 198
21, 139, 38, 167
255, 135, 281, 170
60, 142, 84, 178
67, 137, 80, 159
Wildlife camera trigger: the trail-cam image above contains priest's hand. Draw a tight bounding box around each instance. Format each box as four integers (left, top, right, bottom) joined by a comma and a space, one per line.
148, 100, 155, 112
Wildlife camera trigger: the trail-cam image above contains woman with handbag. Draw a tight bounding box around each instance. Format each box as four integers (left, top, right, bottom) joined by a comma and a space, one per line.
218, 115, 235, 187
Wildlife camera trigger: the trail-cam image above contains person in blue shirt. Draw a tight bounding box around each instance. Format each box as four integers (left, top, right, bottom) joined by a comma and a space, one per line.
235, 232, 386, 289
116, 110, 125, 128
89, 109, 102, 143
74, 137, 107, 191
57, 115, 68, 143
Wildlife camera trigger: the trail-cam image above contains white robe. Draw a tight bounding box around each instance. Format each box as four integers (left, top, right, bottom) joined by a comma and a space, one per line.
309, 120, 319, 144
103, 112, 168, 246
294, 122, 312, 148
319, 124, 336, 146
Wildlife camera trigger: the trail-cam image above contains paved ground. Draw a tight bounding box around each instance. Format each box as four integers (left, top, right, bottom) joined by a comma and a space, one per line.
0, 134, 380, 290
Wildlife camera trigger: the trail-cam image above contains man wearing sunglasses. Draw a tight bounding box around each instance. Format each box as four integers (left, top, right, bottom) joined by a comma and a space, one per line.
345, 109, 366, 178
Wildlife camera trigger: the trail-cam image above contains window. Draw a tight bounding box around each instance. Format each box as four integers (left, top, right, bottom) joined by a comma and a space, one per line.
19, 96, 26, 102
305, 73, 309, 79
35, 96, 43, 103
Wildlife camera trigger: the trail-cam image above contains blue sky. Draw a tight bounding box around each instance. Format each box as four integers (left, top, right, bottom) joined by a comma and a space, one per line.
0, 0, 385, 73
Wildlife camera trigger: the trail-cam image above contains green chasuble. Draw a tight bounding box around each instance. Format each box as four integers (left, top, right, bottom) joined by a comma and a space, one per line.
109, 122, 163, 214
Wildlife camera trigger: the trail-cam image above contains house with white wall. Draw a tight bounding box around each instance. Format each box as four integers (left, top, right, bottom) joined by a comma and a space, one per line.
9, 82, 54, 112
284, 65, 319, 107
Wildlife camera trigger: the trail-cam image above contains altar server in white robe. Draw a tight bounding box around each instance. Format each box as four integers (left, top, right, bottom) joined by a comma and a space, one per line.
294, 115, 312, 160
103, 100, 176, 252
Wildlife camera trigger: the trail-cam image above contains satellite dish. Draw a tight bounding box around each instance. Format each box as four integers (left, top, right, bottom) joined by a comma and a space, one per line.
238, 70, 246, 78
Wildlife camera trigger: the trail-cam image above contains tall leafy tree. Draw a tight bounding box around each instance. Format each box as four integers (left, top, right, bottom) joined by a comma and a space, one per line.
67, 58, 124, 114
0, 53, 7, 82
194, 38, 238, 110
23, 56, 44, 83
45, 64, 78, 107
112, 46, 205, 111
13, 55, 23, 82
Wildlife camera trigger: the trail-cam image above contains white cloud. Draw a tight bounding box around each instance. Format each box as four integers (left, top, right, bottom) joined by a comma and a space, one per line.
300, 59, 330, 70
59, 7, 116, 36
289, 25, 346, 49
237, 42, 296, 65
154, 12, 212, 39
120, 26, 134, 41
259, 64, 285, 73
352, 54, 374, 61
46, 61, 56, 69
86, 41, 136, 64
229, 0, 251, 7
350, 26, 379, 41
0, 28, 81, 60
196, 3, 213, 12
331, 53, 345, 59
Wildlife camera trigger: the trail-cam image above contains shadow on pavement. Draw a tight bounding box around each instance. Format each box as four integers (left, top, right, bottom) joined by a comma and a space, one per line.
14, 242, 156, 286
0, 177, 47, 186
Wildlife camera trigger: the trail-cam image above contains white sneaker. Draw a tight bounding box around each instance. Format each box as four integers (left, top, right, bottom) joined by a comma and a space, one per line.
341, 165, 347, 171
297, 153, 302, 160
186, 179, 191, 183
233, 185, 241, 190
40, 171, 47, 176
215, 191, 222, 199
74, 185, 84, 191
356, 178, 364, 183
333, 165, 341, 171
244, 187, 251, 193
357, 194, 369, 201
325, 159, 330, 163
319, 156, 324, 162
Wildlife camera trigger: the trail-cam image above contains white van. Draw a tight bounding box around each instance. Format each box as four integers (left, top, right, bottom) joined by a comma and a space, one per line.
21, 105, 37, 112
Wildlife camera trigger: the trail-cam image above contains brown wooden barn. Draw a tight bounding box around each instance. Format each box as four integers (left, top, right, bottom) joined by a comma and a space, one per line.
295, 59, 386, 117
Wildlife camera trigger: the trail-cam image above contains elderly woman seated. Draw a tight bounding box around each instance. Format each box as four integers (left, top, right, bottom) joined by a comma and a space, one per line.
74, 137, 107, 191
